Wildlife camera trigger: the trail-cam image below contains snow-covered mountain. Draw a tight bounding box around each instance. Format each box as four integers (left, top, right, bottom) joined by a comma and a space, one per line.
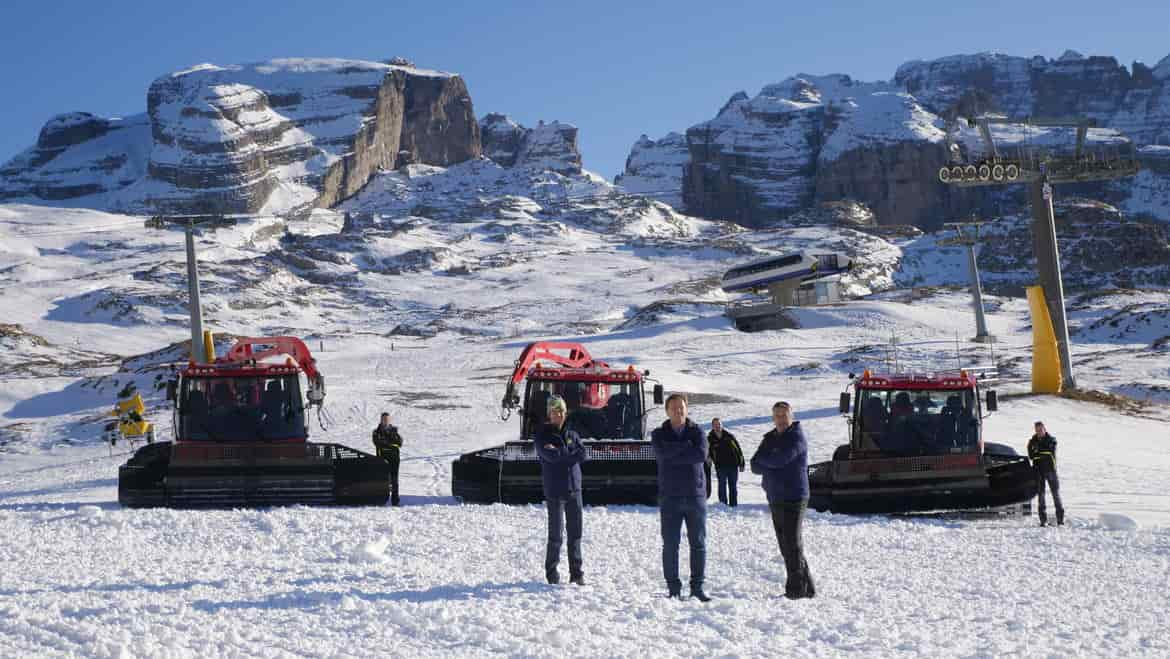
0, 59, 592, 221
620, 51, 1170, 228
0, 58, 485, 216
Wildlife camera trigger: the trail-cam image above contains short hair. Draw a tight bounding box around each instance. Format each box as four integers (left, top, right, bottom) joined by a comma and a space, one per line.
711, 417, 721, 423
547, 395, 567, 414
380, 412, 390, 418
1034, 420, 1044, 427
664, 393, 688, 408
772, 401, 792, 411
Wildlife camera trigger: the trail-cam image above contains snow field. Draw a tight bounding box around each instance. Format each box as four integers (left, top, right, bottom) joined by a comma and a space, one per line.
4, 188, 1170, 656
2, 495, 1168, 657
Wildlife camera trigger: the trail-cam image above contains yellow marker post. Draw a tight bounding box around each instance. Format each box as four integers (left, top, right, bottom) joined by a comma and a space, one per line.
203, 329, 215, 362
1026, 286, 1063, 393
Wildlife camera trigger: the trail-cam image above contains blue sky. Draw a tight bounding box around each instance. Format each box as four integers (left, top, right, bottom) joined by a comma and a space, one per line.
2, 0, 1169, 180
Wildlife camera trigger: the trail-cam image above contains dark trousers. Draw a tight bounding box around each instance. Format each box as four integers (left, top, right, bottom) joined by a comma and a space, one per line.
1036, 467, 1064, 522
545, 491, 584, 580
716, 466, 739, 506
660, 496, 706, 593
386, 454, 400, 505
770, 500, 815, 598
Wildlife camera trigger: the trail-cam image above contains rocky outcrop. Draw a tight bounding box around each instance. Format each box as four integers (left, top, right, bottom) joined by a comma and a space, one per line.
0, 113, 151, 201
2, 58, 482, 215
976, 199, 1170, 292
479, 114, 581, 173
784, 200, 877, 228
479, 114, 526, 166
613, 132, 688, 207
623, 51, 1170, 230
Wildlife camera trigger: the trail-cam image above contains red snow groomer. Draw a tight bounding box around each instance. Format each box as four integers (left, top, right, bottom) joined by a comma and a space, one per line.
451, 341, 671, 504
808, 369, 1037, 514
118, 337, 389, 508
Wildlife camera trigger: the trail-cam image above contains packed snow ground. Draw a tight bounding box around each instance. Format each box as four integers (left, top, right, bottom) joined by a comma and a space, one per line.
2, 178, 1170, 656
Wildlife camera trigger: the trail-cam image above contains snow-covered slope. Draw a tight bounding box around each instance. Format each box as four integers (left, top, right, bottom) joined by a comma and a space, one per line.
3, 164, 1170, 655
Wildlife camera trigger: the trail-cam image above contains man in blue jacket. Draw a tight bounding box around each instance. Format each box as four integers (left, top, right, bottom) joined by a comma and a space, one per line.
751, 401, 816, 599
536, 395, 589, 585
651, 393, 710, 602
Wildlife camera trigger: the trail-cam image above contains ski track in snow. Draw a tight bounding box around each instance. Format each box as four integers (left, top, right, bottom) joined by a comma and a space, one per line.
2, 192, 1170, 657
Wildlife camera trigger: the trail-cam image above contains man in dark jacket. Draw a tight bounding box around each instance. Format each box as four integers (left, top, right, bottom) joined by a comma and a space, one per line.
1027, 421, 1064, 526
751, 401, 815, 599
372, 412, 403, 506
651, 393, 710, 602
707, 417, 745, 507
536, 395, 589, 585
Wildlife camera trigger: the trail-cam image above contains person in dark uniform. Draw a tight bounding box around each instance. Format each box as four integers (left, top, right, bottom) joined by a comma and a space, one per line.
372, 412, 403, 506
707, 418, 745, 507
751, 401, 816, 599
536, 395, 589, 585
1027, 421, 1064, 526
651, 394, 710, 602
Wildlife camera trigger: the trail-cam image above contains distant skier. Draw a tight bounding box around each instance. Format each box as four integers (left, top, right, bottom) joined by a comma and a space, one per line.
651, 394, 710, 602
372, 412, 403, 506
751, 401, 816, 599
536, 395, 588, 585
707, 418, 745, 507
1027, 421, 1064, 526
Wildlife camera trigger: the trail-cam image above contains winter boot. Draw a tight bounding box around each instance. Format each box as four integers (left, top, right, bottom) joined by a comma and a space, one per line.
691, 588, 711, 603
1038, 512, 1048, 527
1056, 509, 1065, 526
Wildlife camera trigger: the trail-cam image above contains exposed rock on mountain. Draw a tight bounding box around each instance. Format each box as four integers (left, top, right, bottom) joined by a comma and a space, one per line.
0, 113, 151, 201
897, 199, 1170, 294
2, 58, 482, 215
479, 114, 581, 173
613, 132, 688, 207
624, 51, 1170, 229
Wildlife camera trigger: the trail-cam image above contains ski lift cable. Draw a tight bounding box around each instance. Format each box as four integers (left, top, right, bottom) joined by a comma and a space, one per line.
7, 217, 146, 238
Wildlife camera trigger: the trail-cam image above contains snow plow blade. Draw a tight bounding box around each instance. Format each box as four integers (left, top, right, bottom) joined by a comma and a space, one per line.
808, 454, 1037, 515
452, 441, 672, 505
118, 442, 390, 508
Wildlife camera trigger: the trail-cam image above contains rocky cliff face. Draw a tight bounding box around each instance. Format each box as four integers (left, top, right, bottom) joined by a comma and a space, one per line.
1, 58, 482, 215
0, 112, 151, 201
614, 132, 689, 208
623, 51, 1170, 229
479, 114, 581, 173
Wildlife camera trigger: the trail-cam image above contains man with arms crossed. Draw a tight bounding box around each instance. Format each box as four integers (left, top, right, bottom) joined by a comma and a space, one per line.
651, 394, 710, 602
752, 401, 816, 599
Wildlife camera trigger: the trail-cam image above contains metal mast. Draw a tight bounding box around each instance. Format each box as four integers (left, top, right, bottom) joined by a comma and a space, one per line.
938, 115, 1140, 389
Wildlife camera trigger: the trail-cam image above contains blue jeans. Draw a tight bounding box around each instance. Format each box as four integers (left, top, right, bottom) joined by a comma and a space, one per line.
659, 496, 706, 592
545, 491, 583, 579
716, 465, 739, 506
